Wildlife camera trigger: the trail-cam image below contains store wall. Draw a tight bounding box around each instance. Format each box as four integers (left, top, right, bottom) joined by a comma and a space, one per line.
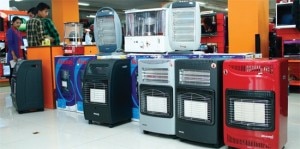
52, 0, 79, 42
228, 0, 269, 57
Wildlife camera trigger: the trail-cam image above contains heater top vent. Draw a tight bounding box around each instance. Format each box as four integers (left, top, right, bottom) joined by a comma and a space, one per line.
228, 64, 274, 74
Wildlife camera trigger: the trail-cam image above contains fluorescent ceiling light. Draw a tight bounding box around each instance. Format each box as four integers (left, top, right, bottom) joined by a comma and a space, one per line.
87, 15, 95, 18
78, 2, 90, 6
15, 0, 23, 1
198, 2, 206, 6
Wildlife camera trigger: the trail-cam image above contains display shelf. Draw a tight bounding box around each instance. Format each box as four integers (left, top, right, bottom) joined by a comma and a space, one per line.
289, 80, 300, 86
288, 59, 300, 86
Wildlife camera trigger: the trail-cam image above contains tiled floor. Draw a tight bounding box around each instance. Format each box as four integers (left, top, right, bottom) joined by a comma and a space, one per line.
0, 86, 299, 149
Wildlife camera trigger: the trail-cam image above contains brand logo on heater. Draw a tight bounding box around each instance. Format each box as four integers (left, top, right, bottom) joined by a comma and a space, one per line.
261, 135, 274, 139
178, 130, 184, 134
93, 113, 100, 116
122, 65, 128, 68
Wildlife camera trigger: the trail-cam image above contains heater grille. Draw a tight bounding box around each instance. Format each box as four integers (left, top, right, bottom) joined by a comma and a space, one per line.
172, 10, 195, 42
228, 64, 274, 74
179, 69, 210, 86
227, 135, 270, 148
226, 90, 275, 131
140, 85, 173, 118
83, 81, 108, 104
177, 90, 213, 124
141, 68, 169, 83
95, 16, 116, 45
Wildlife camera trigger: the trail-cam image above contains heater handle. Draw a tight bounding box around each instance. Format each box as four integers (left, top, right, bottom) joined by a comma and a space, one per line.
96, 7, 115, 16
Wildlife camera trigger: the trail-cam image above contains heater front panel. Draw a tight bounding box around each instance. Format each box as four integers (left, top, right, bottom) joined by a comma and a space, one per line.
140, 84, 173, 118
226, 89, 275, 131
83, 80, 109, 105
177, 89, 214, 125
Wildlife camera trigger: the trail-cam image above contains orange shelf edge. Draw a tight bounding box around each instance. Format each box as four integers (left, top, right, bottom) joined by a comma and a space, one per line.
289, 80, 300, 86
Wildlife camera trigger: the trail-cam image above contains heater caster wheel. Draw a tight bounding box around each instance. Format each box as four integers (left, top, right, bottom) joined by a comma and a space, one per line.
88, 120, 92, 124
108, 124, 113, 128
143, 130, 149, 134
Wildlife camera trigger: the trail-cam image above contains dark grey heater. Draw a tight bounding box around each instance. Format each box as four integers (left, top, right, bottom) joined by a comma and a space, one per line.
175, 59, 224, 147
11, 60, 44, 113
83, 59, 131, 127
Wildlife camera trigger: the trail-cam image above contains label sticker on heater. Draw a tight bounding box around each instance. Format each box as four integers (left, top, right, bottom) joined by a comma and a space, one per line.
184, 100, 208, 120
146, 96, 167, 113
90, 89, 106, 103
62, 81, 67, 87
234, 101, 265, 124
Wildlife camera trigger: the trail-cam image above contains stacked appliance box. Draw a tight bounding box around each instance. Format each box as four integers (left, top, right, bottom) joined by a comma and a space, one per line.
55, 55, 96, 112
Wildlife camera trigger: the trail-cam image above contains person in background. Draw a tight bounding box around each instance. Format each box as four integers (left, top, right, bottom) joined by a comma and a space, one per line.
6, 16, 24, 85
42, 17, 60, 45
27, 7, 36, 19
201, 17, 216, 34
26, 2, 51, 46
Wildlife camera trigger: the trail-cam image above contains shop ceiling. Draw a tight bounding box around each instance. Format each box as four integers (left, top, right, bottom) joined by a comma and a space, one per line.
9, 0, 276, 20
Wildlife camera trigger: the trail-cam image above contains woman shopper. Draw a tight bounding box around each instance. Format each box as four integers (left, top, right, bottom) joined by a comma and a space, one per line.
6, 16, 24, 86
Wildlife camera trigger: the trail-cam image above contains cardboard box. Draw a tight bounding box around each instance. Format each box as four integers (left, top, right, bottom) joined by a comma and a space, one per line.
200, 53, 254, 59
55, 55, 96, 112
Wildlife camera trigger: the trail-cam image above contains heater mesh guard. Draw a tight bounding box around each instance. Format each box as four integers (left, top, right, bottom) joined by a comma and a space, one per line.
225, 89, 275, 131
141, 68, 169, 84
140, 84, 173, 118
95, 16, 116, 46
83, 80, 108, 105
171, 9, 195, 42
179, 69, 210, 86
177, 89, 214, 124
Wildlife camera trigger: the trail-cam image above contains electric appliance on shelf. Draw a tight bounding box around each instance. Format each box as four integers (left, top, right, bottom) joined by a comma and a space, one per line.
138, 59, 175, 135
175, 59, 224, 147
83, 59, 131, 127
94, 7, 122, 54
63, 22, 84, 55
169, 1, 201, 50
11, 60, 44, 113
125, 8, 172, 53
223, 58, 288, 149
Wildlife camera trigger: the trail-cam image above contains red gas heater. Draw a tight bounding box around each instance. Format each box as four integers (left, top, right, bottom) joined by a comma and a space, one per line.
223, 58, 288, 149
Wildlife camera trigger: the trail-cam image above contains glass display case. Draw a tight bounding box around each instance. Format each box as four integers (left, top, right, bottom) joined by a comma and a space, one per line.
64, 22, 83, 45
63, 22, 84, 55
126, 9, 166, 37
125, 8, 172, 53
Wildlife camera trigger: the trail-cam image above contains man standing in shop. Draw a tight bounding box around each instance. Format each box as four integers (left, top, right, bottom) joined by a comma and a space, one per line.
26, 2, 53, 46
27, 7, 36, 19
42, 17, 60, 45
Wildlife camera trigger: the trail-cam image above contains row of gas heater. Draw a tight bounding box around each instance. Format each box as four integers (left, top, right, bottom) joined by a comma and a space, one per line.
137, 58, 288, 149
